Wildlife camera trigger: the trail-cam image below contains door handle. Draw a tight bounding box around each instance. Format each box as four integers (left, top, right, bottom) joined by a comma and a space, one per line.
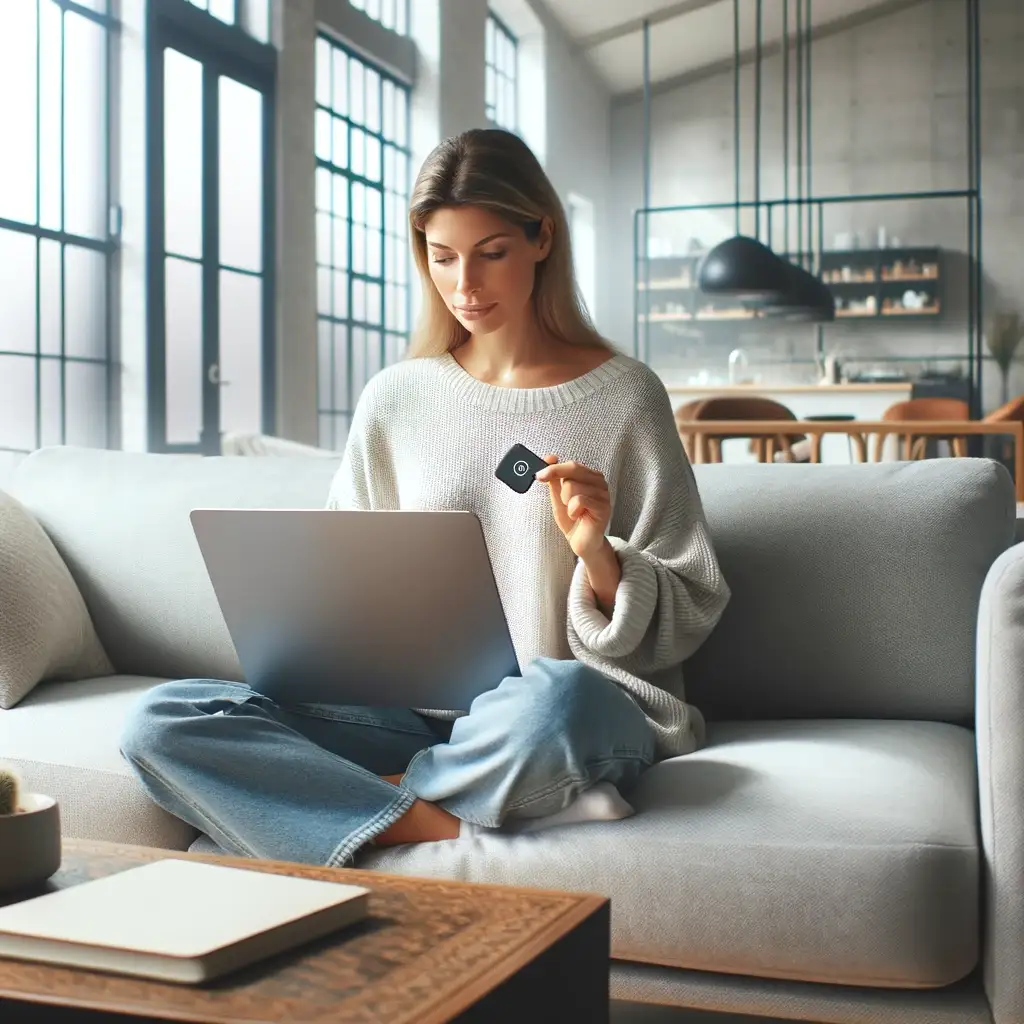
207, 364, 232, 386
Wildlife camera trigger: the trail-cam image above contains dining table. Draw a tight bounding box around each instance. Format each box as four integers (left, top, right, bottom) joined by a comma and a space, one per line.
681, 419, 1024, 502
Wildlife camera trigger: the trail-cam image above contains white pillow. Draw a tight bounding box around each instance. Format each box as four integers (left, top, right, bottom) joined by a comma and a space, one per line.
0, 491, 114, 709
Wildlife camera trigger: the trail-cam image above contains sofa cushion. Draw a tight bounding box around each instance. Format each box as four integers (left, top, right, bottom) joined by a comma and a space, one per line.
0, 675, 196, 851
685, 460, 1014, 723
359, 719, 979, 989
0, 490, 113, 708
9, 447, 341, 681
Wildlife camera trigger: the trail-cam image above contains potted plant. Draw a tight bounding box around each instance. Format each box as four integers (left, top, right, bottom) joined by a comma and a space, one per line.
0, 765, 62, 893
986, 312, 1024, 407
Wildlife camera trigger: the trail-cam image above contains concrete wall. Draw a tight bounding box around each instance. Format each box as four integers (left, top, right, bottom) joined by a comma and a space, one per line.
276, 0, 319, 446
609, 0, 1024, 412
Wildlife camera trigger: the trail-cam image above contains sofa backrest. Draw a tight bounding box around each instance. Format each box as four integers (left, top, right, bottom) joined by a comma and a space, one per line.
9, 447, 1015, 723
684, 459, 1014, 724
10, 447, 341, 684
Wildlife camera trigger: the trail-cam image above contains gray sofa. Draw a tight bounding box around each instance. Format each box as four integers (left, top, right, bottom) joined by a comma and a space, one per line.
2, 445, 1022, 1023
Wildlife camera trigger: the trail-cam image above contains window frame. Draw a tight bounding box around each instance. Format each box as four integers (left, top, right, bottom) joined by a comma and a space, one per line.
314, 30, 412, 451
144, 0, 278, 454
486, 11, 518, 132
182, 0, 273, 41
345, 0, 411, 37
0, 0, 119, 458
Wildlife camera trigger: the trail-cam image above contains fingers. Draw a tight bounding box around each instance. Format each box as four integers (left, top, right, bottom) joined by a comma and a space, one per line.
558, 480, 607, 503
536, 459, 605, 486
567, 493, 609, 521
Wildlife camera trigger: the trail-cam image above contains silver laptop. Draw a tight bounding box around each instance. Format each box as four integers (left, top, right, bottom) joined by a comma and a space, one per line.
190, 509, 520, 709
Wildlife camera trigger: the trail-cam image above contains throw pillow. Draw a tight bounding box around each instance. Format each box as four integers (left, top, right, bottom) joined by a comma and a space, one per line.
0, 491, 114, 709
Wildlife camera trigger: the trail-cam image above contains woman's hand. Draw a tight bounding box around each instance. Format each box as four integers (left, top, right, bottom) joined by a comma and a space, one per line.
535, 456, 609, 559
536, 455, 621, 611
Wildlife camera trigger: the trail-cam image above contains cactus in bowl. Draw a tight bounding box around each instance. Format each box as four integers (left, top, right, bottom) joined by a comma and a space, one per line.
0, 765, 62, 891
0, 764, 22, 815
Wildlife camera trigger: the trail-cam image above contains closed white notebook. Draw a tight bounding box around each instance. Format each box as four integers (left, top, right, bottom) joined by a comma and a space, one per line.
0, 858, 369, 984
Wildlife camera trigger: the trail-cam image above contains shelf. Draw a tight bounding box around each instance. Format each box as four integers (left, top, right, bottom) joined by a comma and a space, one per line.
880, 305, 942, 317
638, 310, 758, 323
638, 279, 695, 291
643, 305, 941, 322
637, 245, 946, 329
695, 311, 756, 321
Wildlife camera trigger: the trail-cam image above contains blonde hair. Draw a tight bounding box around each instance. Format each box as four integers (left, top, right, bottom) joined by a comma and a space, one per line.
406, 128, 611, 359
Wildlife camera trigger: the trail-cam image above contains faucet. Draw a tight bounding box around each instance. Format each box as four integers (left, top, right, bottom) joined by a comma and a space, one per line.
728, 348, 748, 384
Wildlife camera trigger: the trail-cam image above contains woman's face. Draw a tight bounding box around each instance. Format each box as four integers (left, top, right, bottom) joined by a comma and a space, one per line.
423, 205, 551, 336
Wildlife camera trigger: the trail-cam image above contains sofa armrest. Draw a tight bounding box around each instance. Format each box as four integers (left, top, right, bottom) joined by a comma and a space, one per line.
978, 541, 1024, 1024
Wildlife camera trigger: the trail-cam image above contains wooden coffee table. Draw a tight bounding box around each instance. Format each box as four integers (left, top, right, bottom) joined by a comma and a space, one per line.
0, 839, 609, 1023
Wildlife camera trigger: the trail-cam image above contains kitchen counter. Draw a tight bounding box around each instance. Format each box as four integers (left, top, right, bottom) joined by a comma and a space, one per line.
661, 382, 911, 394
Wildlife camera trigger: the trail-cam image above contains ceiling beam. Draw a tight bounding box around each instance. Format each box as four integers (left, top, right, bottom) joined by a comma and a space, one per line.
611, 0, 930, 104
579, 0, 720, 50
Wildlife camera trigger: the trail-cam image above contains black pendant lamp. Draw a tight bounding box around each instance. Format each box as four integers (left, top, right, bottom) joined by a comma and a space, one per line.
698, 0, 833, 321
698, 235, 790, 301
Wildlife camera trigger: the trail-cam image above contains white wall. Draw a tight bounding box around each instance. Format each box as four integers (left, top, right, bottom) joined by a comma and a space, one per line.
609, 0, 1024, 411
527, 0, 613, 336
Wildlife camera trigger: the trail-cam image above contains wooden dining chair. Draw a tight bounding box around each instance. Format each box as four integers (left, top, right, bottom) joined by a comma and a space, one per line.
678, 396, 805, 463
673, 399, 705, 463
981, 395, 1024, 466
872, 397, 970, 462
984, 395, 1024, 424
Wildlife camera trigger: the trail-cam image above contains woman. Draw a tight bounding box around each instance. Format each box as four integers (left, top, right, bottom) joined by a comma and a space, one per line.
120, 129, 729, 868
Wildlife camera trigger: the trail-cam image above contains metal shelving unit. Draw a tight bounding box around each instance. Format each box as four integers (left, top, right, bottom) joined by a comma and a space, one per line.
631, 0, 983, 412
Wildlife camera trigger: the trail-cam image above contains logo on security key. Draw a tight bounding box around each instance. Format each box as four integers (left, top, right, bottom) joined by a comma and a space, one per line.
496, 444, 548, 494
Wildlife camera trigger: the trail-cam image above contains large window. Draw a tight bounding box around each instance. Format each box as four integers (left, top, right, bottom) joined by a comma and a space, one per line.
315, 34, 411, 451
0, 0, 116, 462
348, 0, 408, 36
486, 13, 517, 131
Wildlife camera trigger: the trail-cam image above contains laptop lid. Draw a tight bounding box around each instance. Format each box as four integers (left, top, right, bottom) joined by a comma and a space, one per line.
190, 509, 519, 710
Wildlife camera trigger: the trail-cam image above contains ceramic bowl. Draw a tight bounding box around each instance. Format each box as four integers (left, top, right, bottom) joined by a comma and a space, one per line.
0, 794, 62, 893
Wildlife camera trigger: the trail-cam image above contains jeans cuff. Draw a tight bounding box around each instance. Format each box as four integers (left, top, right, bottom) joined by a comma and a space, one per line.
324, 786, 417, 867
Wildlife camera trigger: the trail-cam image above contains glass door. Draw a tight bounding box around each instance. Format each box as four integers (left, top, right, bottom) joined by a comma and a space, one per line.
146, 1, 275, 454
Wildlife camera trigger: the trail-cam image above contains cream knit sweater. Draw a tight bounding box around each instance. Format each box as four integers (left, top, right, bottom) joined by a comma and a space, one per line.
325, 351, 730, 758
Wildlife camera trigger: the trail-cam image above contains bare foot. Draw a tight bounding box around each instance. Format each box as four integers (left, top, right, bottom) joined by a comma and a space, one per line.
375, 773, 460, 846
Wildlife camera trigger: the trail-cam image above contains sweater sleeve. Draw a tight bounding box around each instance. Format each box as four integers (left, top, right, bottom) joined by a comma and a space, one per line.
325, 386, 399, 512
566, 375, 730, 675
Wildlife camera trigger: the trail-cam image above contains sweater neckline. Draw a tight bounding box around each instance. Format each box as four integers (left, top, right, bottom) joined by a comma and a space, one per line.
435, 351, 634, 413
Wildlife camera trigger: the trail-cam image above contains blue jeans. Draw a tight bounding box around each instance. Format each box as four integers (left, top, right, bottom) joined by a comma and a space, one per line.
119, 658, 656, 866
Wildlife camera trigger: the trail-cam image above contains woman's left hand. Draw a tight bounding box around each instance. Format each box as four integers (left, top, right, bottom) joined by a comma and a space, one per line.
535, 456, 611, 560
